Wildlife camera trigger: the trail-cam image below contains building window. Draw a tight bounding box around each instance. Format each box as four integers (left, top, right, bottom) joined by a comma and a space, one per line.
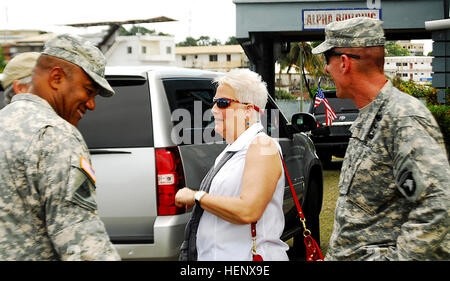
403, 63, 408, 66
182, 55, 186, 61
142, 46, 146, 54
127, 46, 132, 54
396, 63, 401, 66
209, 55, 218, 62
166, 46, 172, 54
227, 54, 231, 62
194, 55, 198, 59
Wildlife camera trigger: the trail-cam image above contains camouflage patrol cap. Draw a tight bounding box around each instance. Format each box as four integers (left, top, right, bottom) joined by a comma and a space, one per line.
42, 33, 114, 97
1, 52, 40, 89
312, 17, 386, 54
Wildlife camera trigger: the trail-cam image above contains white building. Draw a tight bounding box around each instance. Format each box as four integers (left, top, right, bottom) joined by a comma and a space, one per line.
105, 34, 176, 66
0, 30, 54, 60
384, 56, 433, 84
396, 40, 425, 56
175, 45, 249, 72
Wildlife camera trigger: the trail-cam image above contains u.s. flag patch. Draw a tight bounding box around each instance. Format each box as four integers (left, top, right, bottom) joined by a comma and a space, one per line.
80, 156, 96, 183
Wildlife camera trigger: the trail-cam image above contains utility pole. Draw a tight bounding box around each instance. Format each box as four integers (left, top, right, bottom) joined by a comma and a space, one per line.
299, 45, 303, 112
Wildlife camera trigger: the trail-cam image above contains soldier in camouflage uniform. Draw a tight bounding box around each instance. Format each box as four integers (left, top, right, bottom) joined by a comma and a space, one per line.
1, 52, 40, 106
0, 34, 120, 260
313, 17, 450, 260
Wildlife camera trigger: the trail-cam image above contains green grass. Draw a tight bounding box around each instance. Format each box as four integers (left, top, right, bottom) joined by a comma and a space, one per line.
286, 159, 341, 258
319, 168, 340, 256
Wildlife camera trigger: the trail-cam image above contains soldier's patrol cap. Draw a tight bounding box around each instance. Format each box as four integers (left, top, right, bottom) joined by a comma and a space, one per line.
312, 17, 386, 54
1, 52, 40, 89
42, 33, 114, 97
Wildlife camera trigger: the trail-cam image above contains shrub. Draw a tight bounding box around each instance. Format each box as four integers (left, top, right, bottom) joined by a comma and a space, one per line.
390, 75, 434, 100
390, 75, 449, 158
427, 105, 450, 158
275, 89, 297, 100
310, 85, 336, 96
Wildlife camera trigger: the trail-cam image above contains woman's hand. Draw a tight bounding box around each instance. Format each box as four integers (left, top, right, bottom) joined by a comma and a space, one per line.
175, 187, 196, 210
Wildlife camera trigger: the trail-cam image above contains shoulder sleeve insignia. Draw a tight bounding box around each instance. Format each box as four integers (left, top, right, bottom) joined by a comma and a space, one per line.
396, 169, 417, 200
80, 156, 96, 183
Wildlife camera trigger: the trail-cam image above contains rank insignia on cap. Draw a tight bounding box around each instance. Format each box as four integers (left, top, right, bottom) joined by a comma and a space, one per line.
80, 156, 96, 183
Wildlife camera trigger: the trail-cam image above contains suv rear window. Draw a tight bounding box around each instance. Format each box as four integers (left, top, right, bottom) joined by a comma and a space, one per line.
162, 78, 289, 143
163, 78, 218, 144
78, 76, 153, 148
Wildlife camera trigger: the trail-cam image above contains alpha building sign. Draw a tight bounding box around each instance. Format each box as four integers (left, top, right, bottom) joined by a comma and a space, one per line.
303, 8, 382, 30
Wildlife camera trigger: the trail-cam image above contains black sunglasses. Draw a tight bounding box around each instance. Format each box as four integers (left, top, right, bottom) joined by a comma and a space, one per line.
213, 97, 262, 113
324, 51, 361, 64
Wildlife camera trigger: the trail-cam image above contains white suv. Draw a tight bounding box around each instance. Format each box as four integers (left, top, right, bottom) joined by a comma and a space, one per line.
1, 66, 323, 260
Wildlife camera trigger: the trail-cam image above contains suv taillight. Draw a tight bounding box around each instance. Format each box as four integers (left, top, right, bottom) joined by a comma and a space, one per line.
155, 147, 185, 216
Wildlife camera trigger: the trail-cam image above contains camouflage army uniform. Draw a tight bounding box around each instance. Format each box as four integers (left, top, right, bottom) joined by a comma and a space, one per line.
312, 17, 450, 261
326, 81, 450, 260
0, 94, 120, 260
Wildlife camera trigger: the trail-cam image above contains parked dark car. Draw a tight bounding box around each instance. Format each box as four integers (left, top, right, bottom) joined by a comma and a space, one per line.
308, 89, 359, 166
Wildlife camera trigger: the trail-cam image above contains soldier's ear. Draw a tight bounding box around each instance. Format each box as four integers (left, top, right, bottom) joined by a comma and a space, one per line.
12, 79, 31, 94
340, 55, 352, 74
48, 66, 65, 90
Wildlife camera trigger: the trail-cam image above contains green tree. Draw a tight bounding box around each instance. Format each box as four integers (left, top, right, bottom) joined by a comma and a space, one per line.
275, 89, 296, 100
0, 46, 6, 72
225, 36, 239, 45
119, 25, 170, 36
385, 42, 410, 56
310, 41, 322, 49
128, 25, 155, 35
119, 26, 131, 36
210, 38, 222, 46
176, 36, 198, 46
176, 36, 222, 47
390, 75, 449, 158
197, 36, 211, 46
277, 42, 327, 99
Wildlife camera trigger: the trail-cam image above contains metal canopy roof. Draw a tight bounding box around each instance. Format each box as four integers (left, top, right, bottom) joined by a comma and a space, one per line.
65, 16, 176, 27
234, 0, 447, 41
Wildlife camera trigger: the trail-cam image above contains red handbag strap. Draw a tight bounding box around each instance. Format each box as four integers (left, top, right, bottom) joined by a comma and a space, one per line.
280, 155, 305, 220
280, 153, 324, 261
251, 152, 323, 261
251, 222, 263, 260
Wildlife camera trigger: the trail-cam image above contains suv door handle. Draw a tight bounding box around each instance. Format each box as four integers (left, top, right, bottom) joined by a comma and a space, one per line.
89, 150, 132, 155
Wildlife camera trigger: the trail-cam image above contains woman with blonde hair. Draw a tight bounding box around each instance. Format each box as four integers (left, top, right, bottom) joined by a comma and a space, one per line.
176, 68, 289, 261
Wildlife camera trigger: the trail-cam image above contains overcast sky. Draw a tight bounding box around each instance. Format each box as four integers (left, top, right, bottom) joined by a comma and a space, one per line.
0, 0, 237, 43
